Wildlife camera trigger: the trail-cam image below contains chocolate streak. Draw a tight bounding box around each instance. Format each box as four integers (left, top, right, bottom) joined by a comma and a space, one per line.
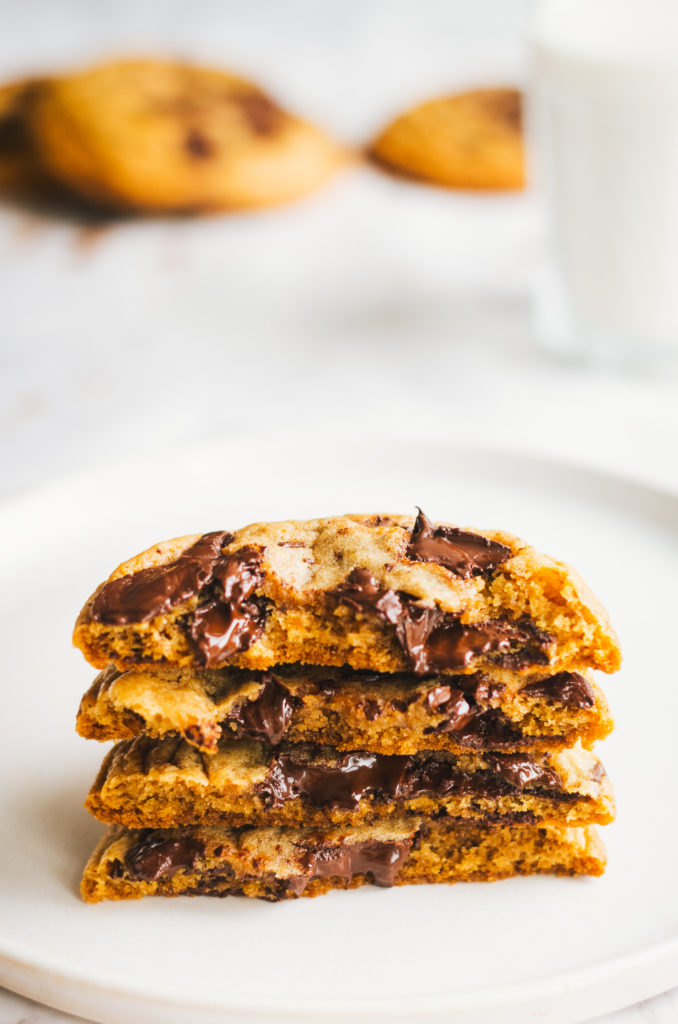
333, 568, 551, 675
90, 532, 268, 669
258, 749, 563, 810
91, 531, 232, 623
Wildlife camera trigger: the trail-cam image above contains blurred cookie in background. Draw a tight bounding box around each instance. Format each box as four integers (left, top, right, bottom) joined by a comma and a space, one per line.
25, 58, 344, 213
370, 88, 525, 190
0, 78, 47, 195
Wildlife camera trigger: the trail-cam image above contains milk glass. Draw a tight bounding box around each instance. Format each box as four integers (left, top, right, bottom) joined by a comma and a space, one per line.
531, 0, 678, 364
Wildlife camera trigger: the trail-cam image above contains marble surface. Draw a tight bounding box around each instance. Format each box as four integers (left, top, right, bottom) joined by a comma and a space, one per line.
1, 2, 677, 1022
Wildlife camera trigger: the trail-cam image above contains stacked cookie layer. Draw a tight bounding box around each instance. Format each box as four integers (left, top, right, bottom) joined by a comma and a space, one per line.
74, 511, 620, 902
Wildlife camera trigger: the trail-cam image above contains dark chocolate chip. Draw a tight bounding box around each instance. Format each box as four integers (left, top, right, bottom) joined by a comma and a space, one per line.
522, 672, 595, 709
407, 508, 512, 579
125, 834, 204, 882
486, 754, 563, 791
428, 688, 476, 732
228, 674, 299, 745
332, 568, 404, 624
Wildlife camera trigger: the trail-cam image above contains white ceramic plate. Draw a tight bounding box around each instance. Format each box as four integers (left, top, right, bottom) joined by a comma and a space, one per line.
0, 435, 675, 1024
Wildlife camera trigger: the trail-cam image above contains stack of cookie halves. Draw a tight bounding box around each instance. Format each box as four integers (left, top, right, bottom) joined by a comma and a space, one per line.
74, 511, 620, 902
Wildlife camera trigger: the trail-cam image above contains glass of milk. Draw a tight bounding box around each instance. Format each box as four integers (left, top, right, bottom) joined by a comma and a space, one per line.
531, 0, 678, 364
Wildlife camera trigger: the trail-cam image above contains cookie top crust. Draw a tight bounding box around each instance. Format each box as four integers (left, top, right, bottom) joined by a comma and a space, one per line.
73, 510, 621, 676
92, 512, 514, 616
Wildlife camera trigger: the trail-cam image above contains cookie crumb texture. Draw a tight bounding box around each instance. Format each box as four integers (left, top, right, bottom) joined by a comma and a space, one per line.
81, 819, 605, 903
27, 59, 343, 211
76, 663, 614, 755
370, 88, 525, 190
85, 733, 615, 830
73, 513, 621, 677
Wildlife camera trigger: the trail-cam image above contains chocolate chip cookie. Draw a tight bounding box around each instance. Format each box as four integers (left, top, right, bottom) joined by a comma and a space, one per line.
28, 59, 343, 211
81, 819, 606, 902
73, 510, 621, 676
370, 88, 525, 190
74, 509, 618, 902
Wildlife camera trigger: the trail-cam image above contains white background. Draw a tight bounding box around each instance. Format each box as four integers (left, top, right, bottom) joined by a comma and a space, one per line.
0, 2, 676, 1022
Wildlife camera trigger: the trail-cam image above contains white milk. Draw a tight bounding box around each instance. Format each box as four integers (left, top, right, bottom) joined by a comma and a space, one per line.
531, 0, 678, 359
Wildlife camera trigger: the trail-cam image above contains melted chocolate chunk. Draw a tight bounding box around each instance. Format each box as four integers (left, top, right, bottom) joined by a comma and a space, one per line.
424, 713, 526, 749
407, 509, 512, 578
396, 606, 549, 675
229, 675, 299, 745
426, 687, 476, 731
125, 834, 204, 882
188, 545, 268, 667
420, 679, 515, 745
91, 531, 233, 624
332, 568, 404, 624
522, 672, 595, 709
486, 754, 562, 791
260, 751, 409, 810
257, 747, 563, 810
331, 570, 550, 674
292, 838, 412, 893
91, 531, 269, 668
